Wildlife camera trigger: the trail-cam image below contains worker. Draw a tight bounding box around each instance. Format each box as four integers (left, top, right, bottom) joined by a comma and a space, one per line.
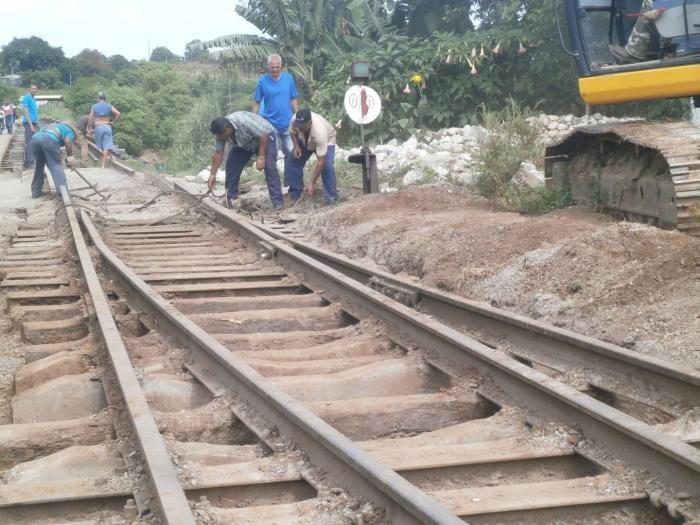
252, 54, 298, 187
29, 121, 81, 198
287, 108, 338, 205
208, 111, 284, 210
609, 0, 669, 63
87, 92, 121, 168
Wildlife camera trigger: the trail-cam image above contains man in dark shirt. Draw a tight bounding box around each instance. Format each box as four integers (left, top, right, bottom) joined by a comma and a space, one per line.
208, 111, 284, 210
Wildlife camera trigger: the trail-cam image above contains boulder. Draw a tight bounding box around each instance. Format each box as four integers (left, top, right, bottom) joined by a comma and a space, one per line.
511, 161, 544, 190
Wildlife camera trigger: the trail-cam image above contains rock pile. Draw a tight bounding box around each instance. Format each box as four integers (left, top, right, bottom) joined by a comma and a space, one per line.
335, 113, 641, 191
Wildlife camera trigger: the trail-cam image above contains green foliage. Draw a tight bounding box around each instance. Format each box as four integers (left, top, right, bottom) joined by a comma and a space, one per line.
0, 84, 19, 104
23, 68, 64, 89
505, 185, 572, 214
64, 79, 100, 116
72, 49, 110, 78
150, 47, 181, 63
168, 74, 257, 171
474, 101, 542, 198
107, 54, 133, 73
0, 37, 66, 75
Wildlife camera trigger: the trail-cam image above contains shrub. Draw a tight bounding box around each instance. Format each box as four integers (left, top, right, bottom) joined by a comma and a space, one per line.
474, 100, 542, 198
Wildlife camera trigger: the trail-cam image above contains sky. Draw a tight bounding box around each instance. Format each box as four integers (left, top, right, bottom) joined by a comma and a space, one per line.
0, 0, 261, 60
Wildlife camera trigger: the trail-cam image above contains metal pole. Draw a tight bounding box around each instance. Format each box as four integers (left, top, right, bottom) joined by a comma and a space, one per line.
360, 122, 371, 193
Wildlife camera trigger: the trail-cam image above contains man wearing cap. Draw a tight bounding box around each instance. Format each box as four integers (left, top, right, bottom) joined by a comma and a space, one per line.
208, 111, 284, 210
87, 92, 121, 168
288, 108, 338, 205
29, 121, 81, 198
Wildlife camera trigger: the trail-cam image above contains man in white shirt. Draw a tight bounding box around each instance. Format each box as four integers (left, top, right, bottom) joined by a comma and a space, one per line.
288, 108, 338, 205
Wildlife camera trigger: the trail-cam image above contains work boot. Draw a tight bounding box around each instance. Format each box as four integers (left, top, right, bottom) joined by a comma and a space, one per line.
609, 44, 644, 64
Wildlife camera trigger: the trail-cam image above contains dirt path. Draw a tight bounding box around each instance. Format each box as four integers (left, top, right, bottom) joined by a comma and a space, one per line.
297, 184, 700, 370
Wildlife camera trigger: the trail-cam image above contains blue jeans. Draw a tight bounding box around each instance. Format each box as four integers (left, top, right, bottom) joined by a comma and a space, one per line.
225, 131, 283, 207
24, 122, 37, 166
287, 143, 337, 204
5, 115, 14, 134
30, 134, 67, 197
276, 127, 293, 186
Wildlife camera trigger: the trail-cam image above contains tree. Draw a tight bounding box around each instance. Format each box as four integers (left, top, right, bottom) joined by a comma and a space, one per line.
150, 47, 180, 62
187, 0, 389, 91
184, 41, 210, 63
0, 37, 66, 73
108, 54, 133, 72
73, 49, 110, 78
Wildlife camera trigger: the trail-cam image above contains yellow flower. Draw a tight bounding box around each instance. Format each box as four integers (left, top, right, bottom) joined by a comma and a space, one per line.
410, 74, 423, 84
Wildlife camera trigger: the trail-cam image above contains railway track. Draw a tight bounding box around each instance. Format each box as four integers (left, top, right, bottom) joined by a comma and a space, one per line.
0, 166, 698, 524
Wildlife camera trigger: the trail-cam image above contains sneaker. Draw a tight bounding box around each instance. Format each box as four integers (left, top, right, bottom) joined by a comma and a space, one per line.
31, 192, 45, 199
226, 198, 241, 210
608, 44, 643, 65
273, 203, 284, 211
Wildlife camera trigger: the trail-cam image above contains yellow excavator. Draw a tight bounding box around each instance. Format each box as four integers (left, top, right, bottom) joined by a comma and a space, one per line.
546, 0, 700, 235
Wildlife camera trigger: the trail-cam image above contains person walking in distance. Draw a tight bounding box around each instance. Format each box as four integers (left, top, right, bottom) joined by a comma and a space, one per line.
2, 101, 15, 134
29, 121, 81, 198
288, 108, 338, 205
252, 54, 298, 186
21, 84, 39, 168
87, 92, 121, 168
208, 111, 284, 210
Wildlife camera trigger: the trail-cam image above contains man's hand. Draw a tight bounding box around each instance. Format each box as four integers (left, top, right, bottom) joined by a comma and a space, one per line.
255, 157, 265, 170
293, 146, 302, 159
65, 156, 75, 169
208, 173, 217, 191
29, 123, 35, 132
304, 183, 315, 197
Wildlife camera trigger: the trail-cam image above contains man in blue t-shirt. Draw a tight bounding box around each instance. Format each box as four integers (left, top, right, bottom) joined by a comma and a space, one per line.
21, 84, 39, 168
29, 121, 80, 198
252, 54, 298, 187
87, 92, 122, 168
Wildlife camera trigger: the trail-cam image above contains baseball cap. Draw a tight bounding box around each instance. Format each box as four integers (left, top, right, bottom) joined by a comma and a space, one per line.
295, 108, 311, 125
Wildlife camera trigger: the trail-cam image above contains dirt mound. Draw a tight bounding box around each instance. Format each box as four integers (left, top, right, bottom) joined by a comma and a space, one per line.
298, 184, 699, 369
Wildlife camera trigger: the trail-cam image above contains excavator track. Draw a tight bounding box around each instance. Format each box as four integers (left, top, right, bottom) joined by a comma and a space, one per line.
545, 121, 700, 236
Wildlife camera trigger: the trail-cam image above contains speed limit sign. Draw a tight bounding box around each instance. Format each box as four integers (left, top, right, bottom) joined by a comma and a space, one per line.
344, 85, 382, 125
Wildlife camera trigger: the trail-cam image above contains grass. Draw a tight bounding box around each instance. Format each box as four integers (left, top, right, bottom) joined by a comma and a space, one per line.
39, 103, 72, 122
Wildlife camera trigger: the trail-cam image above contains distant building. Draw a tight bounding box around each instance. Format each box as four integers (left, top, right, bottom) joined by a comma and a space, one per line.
0, 74, 22, 87
35, 94, 63, 106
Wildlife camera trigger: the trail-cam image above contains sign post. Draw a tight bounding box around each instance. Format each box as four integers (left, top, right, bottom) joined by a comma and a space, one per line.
344, 84, 381, 193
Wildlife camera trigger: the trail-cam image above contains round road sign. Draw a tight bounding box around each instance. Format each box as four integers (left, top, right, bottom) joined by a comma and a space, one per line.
344, 85, 381, 125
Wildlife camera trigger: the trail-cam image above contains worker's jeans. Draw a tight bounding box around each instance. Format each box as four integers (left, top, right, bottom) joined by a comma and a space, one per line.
24, 122, 36, 166
30, 134, 66, 197
287, 143, 338, 204
4, 115, 14, 134
275, 127, 293, 186
225, 131, 283, 207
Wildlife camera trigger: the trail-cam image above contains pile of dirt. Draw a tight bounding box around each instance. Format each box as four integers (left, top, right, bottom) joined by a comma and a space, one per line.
297, 184, 700, 369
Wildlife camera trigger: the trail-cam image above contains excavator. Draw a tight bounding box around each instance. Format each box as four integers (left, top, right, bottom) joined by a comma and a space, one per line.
546, 0, 700, 235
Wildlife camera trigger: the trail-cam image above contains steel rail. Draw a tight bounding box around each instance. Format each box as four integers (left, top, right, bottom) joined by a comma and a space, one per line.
79, 209, 464, 525
245, 199, 700, 409
58, 186, 196, 525
159, 179, 700, 498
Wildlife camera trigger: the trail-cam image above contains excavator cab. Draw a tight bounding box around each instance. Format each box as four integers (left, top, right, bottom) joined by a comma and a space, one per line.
558, 0, 700, 104
545, 0, 700, 235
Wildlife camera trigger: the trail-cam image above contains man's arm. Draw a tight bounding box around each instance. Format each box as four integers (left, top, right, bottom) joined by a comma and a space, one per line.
255, 133, 268, 170
111, 106, 122, 121
64, 137, 75, 168
305, 155, 326, 195
252, 101, 260, 114
208, 150, 224, 190
87, 110, 95, 135
291, 97, 298, 113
